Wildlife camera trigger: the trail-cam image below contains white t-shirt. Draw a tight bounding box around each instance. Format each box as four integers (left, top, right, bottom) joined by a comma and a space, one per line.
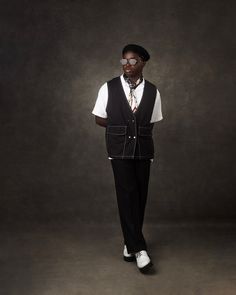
92, 74, 163, 123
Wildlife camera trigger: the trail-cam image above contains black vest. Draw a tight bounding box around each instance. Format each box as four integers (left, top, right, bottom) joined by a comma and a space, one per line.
105, 76, 156, 159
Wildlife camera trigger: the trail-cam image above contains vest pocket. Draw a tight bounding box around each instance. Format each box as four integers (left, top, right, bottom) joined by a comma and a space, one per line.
107, 125, 127, 135
106, 125, 127, 157
138, 126, 152, 136
138, 126, 154, 156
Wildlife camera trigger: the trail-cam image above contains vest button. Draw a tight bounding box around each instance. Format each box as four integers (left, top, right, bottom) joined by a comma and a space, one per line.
133, 136, 136, 139
128, 136, 131, 138
132, 120, 134, 123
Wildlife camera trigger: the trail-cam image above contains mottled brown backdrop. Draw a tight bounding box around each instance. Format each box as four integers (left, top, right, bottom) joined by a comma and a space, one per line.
1, 0, 236, 225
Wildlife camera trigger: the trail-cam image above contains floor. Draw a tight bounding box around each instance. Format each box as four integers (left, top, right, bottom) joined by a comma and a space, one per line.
1, 221, 236, 295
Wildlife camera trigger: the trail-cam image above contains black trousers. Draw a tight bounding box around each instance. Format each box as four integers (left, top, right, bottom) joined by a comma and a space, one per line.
111, 159, 151, 254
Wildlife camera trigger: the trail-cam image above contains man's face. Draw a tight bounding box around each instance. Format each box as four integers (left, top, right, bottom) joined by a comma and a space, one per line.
121, 51, 145, 78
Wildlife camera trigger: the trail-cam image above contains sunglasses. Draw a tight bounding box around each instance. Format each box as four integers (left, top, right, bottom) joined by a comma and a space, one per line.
120, 58, 139, 66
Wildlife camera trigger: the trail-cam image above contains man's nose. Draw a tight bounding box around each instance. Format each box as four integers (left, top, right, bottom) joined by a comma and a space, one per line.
125, 63, 131, 68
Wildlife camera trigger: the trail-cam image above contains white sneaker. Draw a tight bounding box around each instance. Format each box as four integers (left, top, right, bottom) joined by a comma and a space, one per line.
135, 250, 153, 273
123, 245, 136, 262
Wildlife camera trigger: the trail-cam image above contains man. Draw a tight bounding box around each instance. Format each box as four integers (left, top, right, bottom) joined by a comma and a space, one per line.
92, 44, 163, 274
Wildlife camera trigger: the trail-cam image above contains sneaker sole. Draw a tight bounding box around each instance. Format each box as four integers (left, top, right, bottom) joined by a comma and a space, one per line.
123, 255, 136, 262
138, 261, 153, 274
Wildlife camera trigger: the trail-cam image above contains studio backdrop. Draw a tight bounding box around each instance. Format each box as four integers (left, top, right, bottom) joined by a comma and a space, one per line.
1, 0, 236, 225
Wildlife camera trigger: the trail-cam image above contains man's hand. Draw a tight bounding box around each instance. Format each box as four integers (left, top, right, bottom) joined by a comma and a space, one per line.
95, 116, 107, 127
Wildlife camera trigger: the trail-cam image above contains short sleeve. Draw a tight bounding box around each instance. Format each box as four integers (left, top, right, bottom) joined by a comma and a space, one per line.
91, 82, 108, 118
150, 88, 163, 123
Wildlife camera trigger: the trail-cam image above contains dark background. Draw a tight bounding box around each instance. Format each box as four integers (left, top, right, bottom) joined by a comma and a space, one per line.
1, 0, 236, 226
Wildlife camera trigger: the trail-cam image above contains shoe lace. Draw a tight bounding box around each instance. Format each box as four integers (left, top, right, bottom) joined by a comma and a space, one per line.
135, 251, 143, 258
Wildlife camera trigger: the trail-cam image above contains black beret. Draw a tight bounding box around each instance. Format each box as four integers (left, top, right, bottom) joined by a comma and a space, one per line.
122, 44, 150, 61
